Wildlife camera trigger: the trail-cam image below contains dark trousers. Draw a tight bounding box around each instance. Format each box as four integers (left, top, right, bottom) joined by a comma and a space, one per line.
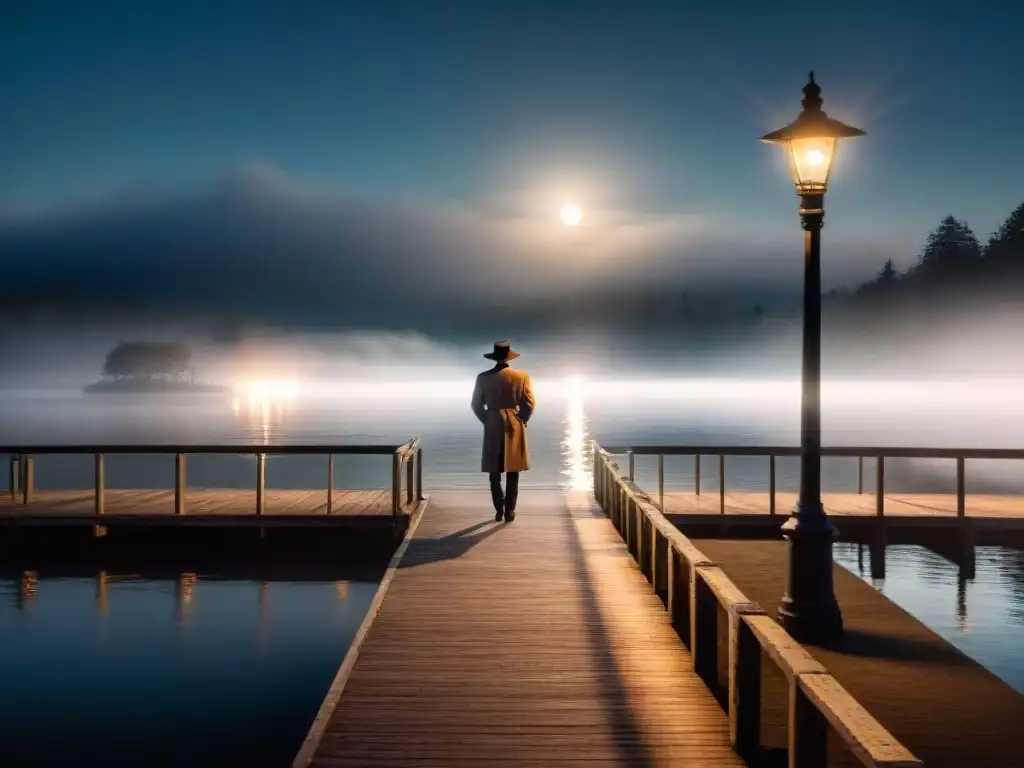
488, 439, 519, 513
489, 470, 520, 513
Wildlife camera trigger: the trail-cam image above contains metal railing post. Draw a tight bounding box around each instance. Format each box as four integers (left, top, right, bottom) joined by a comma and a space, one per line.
256, 453, 266, 515
658, 454, 665, 512
956, 455, 966, 518
9, 454, 19, 499
175, 453, 187, 515
406, 450, 415, 505
719, 454, 725, 514
391, 451, 401, 517
416, 447, 424, 501
327, 454, 334, 513
876, 456, 885, 516
22, 455, 34, 504
94, 453, 105, 516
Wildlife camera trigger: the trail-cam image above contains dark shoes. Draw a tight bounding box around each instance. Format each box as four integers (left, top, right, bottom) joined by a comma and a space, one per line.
492, 503, 516, 522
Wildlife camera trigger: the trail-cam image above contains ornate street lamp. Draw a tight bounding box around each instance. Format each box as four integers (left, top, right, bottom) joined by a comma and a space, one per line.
761, 72, 865, 643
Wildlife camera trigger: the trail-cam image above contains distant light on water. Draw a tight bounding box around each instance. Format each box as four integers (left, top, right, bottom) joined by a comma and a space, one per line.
561, 375, 592, 491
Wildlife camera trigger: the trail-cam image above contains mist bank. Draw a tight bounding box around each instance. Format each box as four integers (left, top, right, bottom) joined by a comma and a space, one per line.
2, 310, 1022, 389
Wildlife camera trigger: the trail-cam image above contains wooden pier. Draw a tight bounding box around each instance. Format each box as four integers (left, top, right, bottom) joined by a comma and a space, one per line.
1, 442, 422, 531
596, 443, 1024, 767
294, 490, 746, 767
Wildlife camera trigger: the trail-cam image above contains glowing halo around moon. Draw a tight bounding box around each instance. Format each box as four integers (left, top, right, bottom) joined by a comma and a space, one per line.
559, 203, 583, 226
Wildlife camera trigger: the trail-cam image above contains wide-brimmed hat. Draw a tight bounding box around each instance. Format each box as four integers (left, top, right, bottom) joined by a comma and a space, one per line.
483, 340, 520, 361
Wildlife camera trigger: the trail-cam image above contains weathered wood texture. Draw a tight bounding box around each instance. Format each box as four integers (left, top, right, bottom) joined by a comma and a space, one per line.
0, 489, 405, 523
303, 490, 743, 767
662, 490, 1024, 518
699, 538, 1024, 768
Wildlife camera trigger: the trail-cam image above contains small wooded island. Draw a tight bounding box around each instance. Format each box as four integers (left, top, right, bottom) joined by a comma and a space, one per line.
83, 341, 229, 394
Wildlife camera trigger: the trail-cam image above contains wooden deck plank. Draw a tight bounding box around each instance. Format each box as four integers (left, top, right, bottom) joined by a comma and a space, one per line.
303, 490, 742, 767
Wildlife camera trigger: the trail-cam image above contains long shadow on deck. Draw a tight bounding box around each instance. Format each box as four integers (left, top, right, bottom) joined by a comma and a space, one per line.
822, 628, 971, 666
398, 519, 506, 568
560, 497, 657, 768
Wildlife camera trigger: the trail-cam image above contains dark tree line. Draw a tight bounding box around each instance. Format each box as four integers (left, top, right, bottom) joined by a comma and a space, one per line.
848, 202, 1024, 311
102, 342, 191, 379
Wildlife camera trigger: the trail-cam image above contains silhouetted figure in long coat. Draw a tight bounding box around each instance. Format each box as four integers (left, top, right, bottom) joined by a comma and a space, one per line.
471, 341, 536, 522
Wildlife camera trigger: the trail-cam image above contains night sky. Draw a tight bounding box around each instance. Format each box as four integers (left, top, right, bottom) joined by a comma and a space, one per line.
1, 1, 1021, 327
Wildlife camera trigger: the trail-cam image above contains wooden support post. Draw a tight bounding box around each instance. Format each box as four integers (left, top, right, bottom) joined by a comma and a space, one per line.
695, 454, 701, 495
719, 454, 725, 514
730, 613, 763, 761
22, 455, 34, 504
876, 456, 885, 516
653, 529, 669, 606
857, 455, 864, 494
769, 454, 776, 515
327, 454, 334, 513
94, 453, 105, 516
789, 678, 828, 768
8, 455, 18, 499
256, 454, 266, 516
625, 496, 636, 558
416, 447, 423, 501
406, 451, 415, 506
174, 453, 187, 515
956, 455, 966, 518
640, 505, 649, 574
691, 568, 718, 687
391, 452, 401, 517
658, 453, 665, 512
668, 548, 687, 640
628, 450, 635, 481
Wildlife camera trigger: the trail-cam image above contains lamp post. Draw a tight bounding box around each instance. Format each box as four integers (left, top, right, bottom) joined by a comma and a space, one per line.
761, 72, 865, 643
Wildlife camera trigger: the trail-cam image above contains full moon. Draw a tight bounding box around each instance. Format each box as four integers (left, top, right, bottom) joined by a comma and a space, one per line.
560, 203, 582, 226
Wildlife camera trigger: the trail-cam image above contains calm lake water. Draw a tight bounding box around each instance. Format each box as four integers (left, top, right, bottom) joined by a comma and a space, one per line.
0, 377, 1022, 763
0, 572, 379, 767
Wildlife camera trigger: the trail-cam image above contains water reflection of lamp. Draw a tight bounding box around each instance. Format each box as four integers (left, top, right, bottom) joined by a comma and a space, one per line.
258, 581, 268, 615
18, 571, 38, 609
231, 380, 298, 442
336, 581, 349, 600
95, 570, 109, 615
175, 572, 197, 625
561, 376, 593, 492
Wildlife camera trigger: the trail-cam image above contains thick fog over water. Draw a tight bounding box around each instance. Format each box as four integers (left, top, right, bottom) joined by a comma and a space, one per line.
1, 323, 1022, 496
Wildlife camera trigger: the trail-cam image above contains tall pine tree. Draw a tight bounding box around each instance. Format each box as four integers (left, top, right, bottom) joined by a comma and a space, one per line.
907, 215, 981, 286
984, 202, 1024, 277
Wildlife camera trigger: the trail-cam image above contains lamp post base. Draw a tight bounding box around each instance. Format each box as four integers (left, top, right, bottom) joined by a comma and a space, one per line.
778, 501, 844, 644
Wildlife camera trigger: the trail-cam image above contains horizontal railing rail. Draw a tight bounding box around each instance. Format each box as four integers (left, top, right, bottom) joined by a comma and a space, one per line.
5, 441, 425, 522
600, 445, 1024, 460
591, 441, 923, 768
599, 443, 1022, 517
0, 444, 410, 455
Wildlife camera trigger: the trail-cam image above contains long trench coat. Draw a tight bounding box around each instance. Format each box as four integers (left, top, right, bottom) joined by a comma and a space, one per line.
471, 365, 536, 473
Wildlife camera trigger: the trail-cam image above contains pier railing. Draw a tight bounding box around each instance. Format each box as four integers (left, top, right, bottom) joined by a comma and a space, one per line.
592, 441, 923, 768
600, 444, 1024, 516
5, 440, 423, 518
